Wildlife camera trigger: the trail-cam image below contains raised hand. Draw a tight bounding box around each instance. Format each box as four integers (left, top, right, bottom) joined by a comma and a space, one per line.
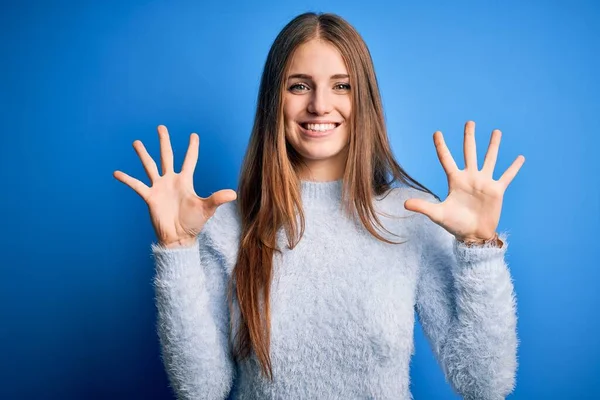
404, 121, 525, 243
113, 125, 237, 248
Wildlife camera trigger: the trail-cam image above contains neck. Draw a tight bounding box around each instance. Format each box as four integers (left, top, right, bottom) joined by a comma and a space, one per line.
296, 146, 348, 182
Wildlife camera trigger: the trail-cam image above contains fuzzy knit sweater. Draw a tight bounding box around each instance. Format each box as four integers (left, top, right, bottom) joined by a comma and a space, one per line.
151, 179, 518, 400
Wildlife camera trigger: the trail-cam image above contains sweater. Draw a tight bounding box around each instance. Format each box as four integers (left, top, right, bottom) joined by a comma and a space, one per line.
151, 179, 518, 400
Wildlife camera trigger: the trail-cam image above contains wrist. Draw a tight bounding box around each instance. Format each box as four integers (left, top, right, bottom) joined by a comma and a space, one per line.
456, 232, 503, 248
160, 236, 197, 249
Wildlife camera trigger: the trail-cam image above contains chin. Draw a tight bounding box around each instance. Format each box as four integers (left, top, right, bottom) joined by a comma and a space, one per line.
299, 147, 344, 160
294, 142, 349, 162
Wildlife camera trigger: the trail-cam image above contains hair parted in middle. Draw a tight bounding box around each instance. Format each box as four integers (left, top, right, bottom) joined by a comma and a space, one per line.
228, 11, 439, 381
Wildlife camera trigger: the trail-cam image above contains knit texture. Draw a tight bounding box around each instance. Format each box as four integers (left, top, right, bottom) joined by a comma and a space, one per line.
151, 179, 518, 400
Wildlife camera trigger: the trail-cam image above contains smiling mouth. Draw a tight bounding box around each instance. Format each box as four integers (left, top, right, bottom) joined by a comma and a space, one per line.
299, 122, 342, 133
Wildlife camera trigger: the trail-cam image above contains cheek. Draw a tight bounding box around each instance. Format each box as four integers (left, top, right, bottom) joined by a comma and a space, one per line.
341, 98, 352, 119
283, 97, 305, 124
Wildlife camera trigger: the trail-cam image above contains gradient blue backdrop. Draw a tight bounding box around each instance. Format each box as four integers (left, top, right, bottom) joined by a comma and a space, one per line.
2, 0, 598, 399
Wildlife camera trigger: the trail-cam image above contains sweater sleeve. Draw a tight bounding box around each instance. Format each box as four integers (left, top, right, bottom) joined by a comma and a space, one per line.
414, 207, 518, 400
151, 232, 235, 400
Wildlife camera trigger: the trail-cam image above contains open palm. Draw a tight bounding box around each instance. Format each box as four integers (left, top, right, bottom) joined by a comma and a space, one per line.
113, 125, 237, 248
404, 121, 525, 242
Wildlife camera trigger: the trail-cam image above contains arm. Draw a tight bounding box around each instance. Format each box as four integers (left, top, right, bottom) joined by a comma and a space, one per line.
152, 232, 235, 400
415, 216, 518, 400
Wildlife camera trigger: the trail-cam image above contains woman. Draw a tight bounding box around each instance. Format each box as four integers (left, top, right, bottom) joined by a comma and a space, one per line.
114, 12, 523, 400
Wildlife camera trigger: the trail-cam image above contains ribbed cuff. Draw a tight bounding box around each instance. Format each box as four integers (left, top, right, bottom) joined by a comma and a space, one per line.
151, 238, 202, 277
453, 232, 509, 265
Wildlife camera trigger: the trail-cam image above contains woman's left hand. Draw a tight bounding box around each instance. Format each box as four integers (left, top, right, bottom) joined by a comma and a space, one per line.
404, 121, 525, 242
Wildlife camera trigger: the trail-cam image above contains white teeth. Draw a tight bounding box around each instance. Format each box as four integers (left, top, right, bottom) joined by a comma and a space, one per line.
304, 123, 337, 132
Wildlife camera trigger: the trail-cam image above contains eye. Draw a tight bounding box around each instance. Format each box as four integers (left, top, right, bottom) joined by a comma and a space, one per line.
289, 83, 309, 92
334, 83, 351, 91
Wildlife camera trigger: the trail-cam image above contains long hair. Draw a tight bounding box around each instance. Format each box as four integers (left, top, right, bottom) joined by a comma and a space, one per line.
229, 12, 439, 380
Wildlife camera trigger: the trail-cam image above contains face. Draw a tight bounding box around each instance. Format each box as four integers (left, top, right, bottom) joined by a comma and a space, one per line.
283, 39, 352, 181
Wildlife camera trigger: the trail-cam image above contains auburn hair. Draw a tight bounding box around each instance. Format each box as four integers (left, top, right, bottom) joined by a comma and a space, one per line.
228, 12, 439, 380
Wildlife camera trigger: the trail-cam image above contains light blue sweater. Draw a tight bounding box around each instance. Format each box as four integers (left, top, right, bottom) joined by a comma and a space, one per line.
151, 179, 518, 400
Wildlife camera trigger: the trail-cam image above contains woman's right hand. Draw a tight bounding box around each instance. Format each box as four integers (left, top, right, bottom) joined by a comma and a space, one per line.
113, 125, 237, 248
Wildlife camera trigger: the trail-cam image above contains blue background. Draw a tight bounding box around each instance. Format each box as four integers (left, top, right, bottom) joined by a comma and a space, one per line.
2, 0, 598, 399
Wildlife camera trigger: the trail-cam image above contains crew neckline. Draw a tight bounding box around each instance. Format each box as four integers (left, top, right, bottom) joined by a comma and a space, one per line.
300, 179, 343, 201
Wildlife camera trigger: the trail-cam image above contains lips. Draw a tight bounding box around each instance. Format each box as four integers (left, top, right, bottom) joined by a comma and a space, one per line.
300, 121, 341, 127
297, 121, 343, 138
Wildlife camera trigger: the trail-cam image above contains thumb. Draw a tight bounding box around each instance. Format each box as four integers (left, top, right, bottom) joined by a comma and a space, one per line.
207, 189, 238, 210
404, 198, 440, 221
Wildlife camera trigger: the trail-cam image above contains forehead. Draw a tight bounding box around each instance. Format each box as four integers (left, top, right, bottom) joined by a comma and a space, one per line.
287, 39, 348, 77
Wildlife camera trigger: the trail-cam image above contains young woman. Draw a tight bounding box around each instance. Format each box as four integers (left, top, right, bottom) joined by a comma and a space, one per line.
114, 12, 524, 400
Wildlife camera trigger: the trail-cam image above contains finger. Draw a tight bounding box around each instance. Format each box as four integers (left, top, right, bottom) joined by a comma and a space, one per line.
463, 120, 478, 170
113, 170, 150, 200
158, 125, 174, 175
181, 133, 199, 178
206, 189, 238, 210
433, 131, 459, 176
481, 129, 502, 177
133, 140, 160, 182
404, 198, 442, 223
498, 155, 525, 188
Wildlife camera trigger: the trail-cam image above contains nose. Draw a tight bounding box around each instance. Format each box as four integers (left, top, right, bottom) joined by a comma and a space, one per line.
307, 87, 333, 115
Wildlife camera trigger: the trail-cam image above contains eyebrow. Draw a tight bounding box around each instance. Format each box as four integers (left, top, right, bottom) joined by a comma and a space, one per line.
287, 73, 349, 80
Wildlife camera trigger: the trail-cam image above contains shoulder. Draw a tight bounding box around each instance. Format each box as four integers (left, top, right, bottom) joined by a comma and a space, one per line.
374, 185, 447, 245
374, 184, 440, 222
198, 200, 242, 272
395, 187, 455, 256
377, 185, 439, 204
